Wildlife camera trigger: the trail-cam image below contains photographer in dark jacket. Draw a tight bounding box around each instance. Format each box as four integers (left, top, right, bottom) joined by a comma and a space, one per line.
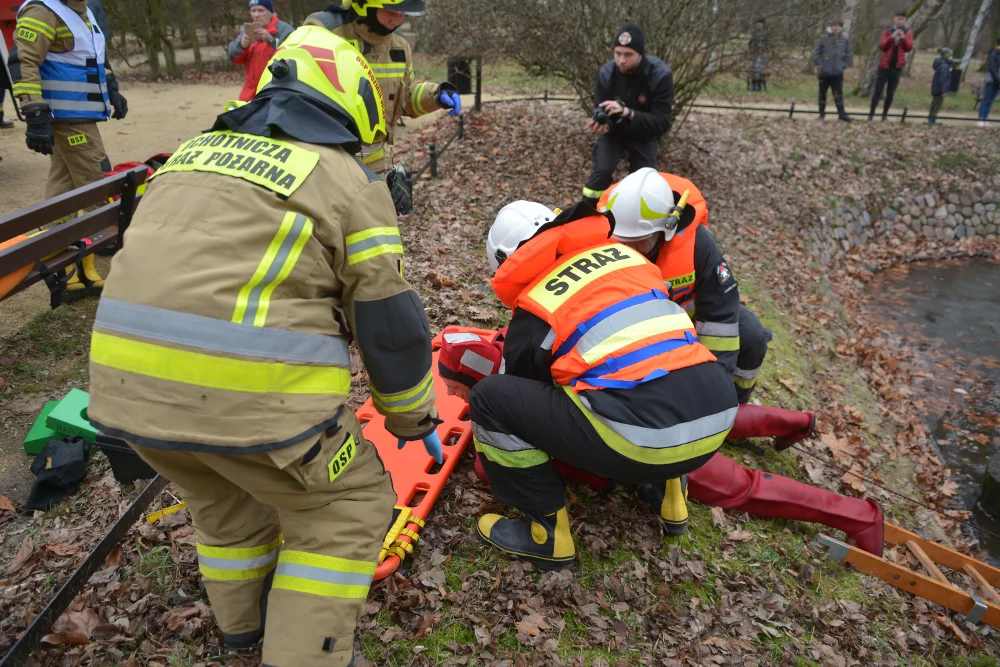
581, 24, 674, 204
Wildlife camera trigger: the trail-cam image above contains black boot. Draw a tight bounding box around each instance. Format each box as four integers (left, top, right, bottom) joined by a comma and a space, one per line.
835, 100, 851, 121
640, 476, 689, 535
817, 101, 826, 120
0, 113, 12, 129
477, 507, 575, 570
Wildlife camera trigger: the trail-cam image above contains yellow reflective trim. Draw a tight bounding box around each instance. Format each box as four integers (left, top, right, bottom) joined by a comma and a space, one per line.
349, 243, 404, 265
411, 82, 428, 116
196, 536, 282, 559
699, 334, 741, 352
279, 549, 376, 575
154, 131, 319, 198
580, 314, 695, 364
361, 147, 385, 164
12, 82, 42, 96
272, 575, 370, 598
734, 375, 757, 389
200, 563, 276, 581
90, 331, 351, 395
474, 437, 550, 469
565, 388, 729, 465
527, 245, 648, 313
371, 372, 433, 413
345, 226, 399, 245
232, 211, 296, 324
582, 186, 604, 199
17, 17, 54, 39
252, 216, 313, 326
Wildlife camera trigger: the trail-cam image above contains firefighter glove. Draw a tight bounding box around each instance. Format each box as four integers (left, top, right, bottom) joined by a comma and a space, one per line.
436, 82, 461, 117
107, 73, 128, 119
396, 431, 443, 465
23, 103, 53, 156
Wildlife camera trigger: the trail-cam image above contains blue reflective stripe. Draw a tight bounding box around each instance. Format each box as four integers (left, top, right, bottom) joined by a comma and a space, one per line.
553, 289, 669, 360
576, 368, 671, 390
572, 332, 697, 388
39, 59, 109, 121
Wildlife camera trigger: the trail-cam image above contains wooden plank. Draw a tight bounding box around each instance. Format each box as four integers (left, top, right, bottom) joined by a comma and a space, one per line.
885, 522, 1000, 588
964, 564, 1000, 604
0, 167, 147, 242
0, 205, 119, 275
821, 534, 1000, 629
907, 539, 950, 584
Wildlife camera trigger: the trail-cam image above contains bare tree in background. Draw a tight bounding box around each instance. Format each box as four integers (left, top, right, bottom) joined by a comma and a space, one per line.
958, 0, 995, 75
856, 0, 950, 96
423, 0, 845, 129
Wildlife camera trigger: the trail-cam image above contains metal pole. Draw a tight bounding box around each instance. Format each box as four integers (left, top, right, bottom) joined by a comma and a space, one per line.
429, 142, 437, 179
544, 89, 549, 102
474, 56, 482, 112
789, 102, 795, 119
900, 106, 908, 124
457, 115, 464, 140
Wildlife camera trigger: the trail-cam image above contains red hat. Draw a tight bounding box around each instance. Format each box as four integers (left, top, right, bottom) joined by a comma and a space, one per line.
438, 328, 504, 387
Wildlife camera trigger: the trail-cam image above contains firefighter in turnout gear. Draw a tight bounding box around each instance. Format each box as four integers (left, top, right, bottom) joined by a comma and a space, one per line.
305, 0, 461, 181
9, 0, 128, 298
471, 200, 738, 570
599, 169, 772, 404
440, 333, 884, 556
87, 28, 439, 667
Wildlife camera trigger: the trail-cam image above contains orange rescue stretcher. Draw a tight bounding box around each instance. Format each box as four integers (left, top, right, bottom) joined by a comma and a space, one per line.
365, 327, 494, 580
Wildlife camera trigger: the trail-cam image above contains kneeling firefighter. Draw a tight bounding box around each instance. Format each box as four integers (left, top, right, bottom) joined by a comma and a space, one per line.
305, 0, 462, 214
87, 27, 441, 667
471, 199, 738, 570
438, 331, 884, 556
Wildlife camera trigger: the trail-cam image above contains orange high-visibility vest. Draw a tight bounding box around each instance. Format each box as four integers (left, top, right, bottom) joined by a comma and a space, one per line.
496, 214, 716, 392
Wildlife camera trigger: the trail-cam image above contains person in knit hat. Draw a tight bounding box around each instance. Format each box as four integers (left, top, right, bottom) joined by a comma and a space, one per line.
227, 0, 293, 102
928, 47, 954, 125
581, 23, 674, 206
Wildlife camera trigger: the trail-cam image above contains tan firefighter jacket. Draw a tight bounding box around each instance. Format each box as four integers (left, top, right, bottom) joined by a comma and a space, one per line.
304, 9, 442, 174
88, 128, 438, 453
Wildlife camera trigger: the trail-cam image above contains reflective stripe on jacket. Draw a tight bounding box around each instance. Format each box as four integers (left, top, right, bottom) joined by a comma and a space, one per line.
32, 0, 109, 120
503, 215, 716, 392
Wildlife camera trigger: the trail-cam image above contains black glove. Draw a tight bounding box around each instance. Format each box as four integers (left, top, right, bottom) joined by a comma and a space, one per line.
387, 165, 414, 216
23, 103, 53, 156
106, 73, 128, 120
109, 91, 128, 119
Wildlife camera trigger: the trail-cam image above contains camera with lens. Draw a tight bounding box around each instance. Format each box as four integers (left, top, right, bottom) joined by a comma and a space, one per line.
591, 97, 626, 127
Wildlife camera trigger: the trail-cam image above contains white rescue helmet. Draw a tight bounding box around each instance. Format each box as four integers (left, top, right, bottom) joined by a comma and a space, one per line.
486, 201, 556, 273
605, 168, 678, 243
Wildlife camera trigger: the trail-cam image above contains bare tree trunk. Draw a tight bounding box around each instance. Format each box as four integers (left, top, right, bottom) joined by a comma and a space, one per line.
181, 0, 202, 73
842, 0, 862, 38
959, 0, 993, 74
856, 0, 950, 96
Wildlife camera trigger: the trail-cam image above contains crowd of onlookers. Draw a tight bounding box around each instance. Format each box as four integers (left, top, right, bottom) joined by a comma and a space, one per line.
750, 9, 1000, 126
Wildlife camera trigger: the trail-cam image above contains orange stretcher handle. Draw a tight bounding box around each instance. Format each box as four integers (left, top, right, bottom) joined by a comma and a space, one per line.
364, 327, 496, 580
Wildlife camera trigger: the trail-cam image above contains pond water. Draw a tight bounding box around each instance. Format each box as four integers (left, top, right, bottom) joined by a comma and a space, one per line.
866, 259, 1000, 556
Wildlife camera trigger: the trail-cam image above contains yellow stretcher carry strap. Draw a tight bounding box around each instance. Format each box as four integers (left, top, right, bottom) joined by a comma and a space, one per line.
378, 506, 425, 564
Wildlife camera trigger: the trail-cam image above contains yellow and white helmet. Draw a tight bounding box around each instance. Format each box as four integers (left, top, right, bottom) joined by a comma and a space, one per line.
605, 168, 678, 242
256, 26, 386, 145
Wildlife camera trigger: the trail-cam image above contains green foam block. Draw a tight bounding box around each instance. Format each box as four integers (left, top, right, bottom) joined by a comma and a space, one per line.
24, 401, 61, 455
46, 388, 97, 444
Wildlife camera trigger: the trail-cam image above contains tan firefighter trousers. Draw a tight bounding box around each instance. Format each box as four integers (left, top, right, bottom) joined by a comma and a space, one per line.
46, 122, 107, 200
131, 413, 394, 667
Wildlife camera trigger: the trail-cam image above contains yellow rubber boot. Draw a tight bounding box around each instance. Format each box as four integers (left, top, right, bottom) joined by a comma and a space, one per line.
63, 255, 105, 301
640, 475, 689, 536
79, 254, 105, 289
477, 507, 575, 571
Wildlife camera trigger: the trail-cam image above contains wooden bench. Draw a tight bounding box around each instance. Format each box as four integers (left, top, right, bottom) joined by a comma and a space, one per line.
0, 167, 148, 307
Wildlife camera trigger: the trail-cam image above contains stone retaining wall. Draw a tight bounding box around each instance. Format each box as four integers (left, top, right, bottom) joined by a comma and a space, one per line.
809, 190, 999, 260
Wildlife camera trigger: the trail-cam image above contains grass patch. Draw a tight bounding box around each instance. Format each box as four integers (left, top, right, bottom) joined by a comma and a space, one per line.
134, 543, 178, 595
934, 151, 982, 171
